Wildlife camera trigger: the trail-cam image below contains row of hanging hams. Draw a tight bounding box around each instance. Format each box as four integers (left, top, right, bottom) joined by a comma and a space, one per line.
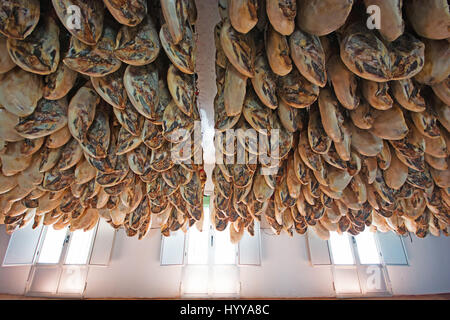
0, 0, 205, 238
211, 0, 449, 243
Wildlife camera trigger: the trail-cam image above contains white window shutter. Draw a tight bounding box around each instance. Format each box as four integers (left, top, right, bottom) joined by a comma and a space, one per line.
377, 232, 408, 265
3, 222, 43, 266
160, 230, 186, 265
89, 219, 116, 266
307, 229, 331, 265
238, 222, 261, 266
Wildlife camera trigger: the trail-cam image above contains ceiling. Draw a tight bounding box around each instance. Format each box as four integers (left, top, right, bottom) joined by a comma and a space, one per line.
195, 0, 220, 194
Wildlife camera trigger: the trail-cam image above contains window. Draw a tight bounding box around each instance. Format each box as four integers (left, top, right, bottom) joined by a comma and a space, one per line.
307, 229, 394, 297
89, 218, 117, 266
37, 227, 67, 264
328, 230, 392, 297
1, 219, 117, 297
327, 230, 384, 266
308, 230, 407, 267
329, 232, 355, 265
184, 204, 237, 266
307, 228, 331, 265
2, 221, 43, 266
183, 202, 237, 267
27, 220, 115, 297
64, 228, 96, 265
237, 221, 261, 266
160, 230, 187, 266
159, 196, 261, 296
177, 196, 241, 297
186, 206, 210, 265
160, 197, 240, 268
377, 232, 408, 265
35, 224, 99, 266
212, 224, 237, 265
354, 231, 381, 265
4, 219, 115, 268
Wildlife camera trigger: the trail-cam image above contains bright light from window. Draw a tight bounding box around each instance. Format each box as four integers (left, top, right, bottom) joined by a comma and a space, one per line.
38, 227, 67, 264
329, 232, 355, 265
182, 199, 240, 297
57, 267, 88, 294
333, 268, 361, 294
187, 206, 210, 265
181, 265, 209, 295
65, 228, 96, 265
354, 230, 381, 265
214, 226, 237, 265
209, 265, 240, 295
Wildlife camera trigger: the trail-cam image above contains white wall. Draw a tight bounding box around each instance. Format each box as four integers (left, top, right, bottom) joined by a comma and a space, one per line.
84, 229, 183, 298
388, 234, 450, 295
240, 232, 450, 298
1, 224, 450, 298
239, 232, 334, 298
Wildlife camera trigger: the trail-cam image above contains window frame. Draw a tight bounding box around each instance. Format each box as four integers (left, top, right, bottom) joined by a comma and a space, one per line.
176, 196, 242, 297
211, 224, 238, 266
308, 230, 409, 267
327, 231, 394, 298
328, 232, 357, 266
307, 228, 332, 266
2, 223, 45, 267
23, 220, 116, 298
35, 226, 71, 266
237, 221, 262, 266
160, 196, 247, 267
63, 226, 98, 266
160, 230, 188, 266
376, 232, 409, 266
4, 219, 116, 268
88, 219, 117, 267
185, 202, 213, 266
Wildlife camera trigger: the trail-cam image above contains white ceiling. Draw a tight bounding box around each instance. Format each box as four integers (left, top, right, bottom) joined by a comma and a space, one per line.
195, 0, 220, 194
